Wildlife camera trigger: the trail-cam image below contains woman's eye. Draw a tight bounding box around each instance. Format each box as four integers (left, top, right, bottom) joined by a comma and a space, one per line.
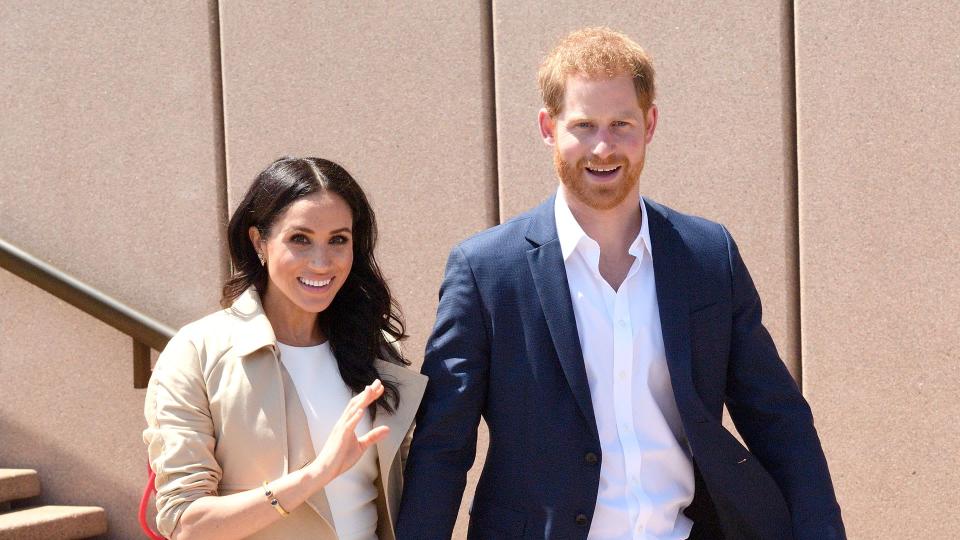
290, 234, 310, 244
330, 235, 350, 245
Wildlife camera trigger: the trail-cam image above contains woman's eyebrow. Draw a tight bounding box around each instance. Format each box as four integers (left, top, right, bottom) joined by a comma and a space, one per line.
288, 225, 351, 234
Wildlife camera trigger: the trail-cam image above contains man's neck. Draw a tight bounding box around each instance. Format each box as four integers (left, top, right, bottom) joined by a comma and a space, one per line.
562, 188, 642, 254
561, 187, 643, 291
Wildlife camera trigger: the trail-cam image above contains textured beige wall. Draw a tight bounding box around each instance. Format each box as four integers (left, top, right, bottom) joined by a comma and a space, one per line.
0, 2, 224, 538
795, 2, 960, 537
217, 3, 497, 537
493, 1, 801, 378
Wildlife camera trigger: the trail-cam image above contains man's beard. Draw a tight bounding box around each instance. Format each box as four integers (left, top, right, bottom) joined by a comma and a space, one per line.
554, 149, 644, 211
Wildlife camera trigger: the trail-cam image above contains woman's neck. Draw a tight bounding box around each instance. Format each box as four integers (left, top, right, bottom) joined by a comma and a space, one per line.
260, 288, 325, 346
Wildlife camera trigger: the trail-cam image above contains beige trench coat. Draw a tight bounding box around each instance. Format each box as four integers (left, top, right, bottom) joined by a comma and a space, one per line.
143, 289, 427, 539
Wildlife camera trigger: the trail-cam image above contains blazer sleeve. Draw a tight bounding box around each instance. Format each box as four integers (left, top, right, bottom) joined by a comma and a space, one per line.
143, 330, 222, 538
395, 245, 490, 540
721, 226, 846, 540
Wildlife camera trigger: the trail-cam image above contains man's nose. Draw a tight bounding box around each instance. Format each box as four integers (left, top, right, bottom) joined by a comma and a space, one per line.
592, 131, 615, 160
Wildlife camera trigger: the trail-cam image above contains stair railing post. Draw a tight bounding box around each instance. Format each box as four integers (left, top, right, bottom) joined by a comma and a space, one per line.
133, 339, 152, 389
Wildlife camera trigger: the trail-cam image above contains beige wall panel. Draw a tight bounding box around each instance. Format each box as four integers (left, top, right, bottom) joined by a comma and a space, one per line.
796, 3, 960, 537
493, 2, 800, 378
218, 3, 496, 537
0, 1, 226, 325
0, 2, 224, 538
219, 1, 495, 359
0, 270, 157, 539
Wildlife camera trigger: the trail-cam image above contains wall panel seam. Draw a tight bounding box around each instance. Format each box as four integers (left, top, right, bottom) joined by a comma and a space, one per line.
785, 0, 802, 391
211, 0, 230, 283
485, 0, 501, 226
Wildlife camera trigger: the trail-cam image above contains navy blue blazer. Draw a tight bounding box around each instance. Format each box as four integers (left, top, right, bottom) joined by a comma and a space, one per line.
396, 197, 844, 540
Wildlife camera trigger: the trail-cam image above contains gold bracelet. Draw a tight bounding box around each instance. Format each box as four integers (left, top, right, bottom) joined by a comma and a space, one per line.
262, 481, 290, 517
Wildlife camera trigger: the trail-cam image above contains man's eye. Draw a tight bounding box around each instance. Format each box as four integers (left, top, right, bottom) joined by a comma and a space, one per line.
575, 122, 592, 129
612, 121, 629, 127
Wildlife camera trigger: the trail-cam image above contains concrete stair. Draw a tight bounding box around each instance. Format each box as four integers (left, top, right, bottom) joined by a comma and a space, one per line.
0, 469, 107, 539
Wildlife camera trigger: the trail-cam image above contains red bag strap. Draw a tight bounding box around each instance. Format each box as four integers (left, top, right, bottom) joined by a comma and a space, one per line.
139, 459, 165, 540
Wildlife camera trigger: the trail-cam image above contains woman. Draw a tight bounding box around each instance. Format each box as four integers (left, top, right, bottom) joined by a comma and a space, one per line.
143, 157, 426, 540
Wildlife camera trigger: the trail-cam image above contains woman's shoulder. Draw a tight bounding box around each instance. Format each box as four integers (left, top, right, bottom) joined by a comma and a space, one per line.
159, 304, 270, 370
171, 307, 240, 347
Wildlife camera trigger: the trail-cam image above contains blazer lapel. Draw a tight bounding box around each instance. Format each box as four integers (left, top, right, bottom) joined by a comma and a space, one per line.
525, 197, 599, 442
644, 199, 698, 409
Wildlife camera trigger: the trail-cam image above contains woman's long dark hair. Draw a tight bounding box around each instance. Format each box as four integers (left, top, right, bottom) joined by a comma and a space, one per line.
222, 156, 408, 413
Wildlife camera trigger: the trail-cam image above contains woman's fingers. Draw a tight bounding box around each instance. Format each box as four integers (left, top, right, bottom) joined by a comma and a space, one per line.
358, 380, 384, 406
357, 426, 390, 450
341, 405, 366, 434
338, 380, 384, 431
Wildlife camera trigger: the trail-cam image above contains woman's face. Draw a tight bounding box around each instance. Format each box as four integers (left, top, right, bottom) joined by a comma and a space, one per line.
250, 190, 354, 317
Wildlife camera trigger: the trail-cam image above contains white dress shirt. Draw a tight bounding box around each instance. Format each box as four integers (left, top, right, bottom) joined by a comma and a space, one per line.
555, 190, 695, 540
278, 342, 379, 540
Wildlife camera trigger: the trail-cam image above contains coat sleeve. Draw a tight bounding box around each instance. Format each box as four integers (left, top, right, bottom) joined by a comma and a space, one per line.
721, 226, 846, 540
143, 330, 221, 538
395, 245, 490, 540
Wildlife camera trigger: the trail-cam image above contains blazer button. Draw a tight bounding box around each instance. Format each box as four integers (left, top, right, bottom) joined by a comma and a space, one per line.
575, 513, 589, 526
584, 452, 598, 464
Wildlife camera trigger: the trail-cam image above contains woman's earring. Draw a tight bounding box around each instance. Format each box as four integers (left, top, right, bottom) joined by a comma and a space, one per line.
257, 252, 265, 266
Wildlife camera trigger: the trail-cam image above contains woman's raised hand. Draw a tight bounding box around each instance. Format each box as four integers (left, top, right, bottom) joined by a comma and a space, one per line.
311, 379, 390, 482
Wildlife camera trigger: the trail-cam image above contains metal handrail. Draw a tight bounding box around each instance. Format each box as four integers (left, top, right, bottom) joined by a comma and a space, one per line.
0, 237, 175, 388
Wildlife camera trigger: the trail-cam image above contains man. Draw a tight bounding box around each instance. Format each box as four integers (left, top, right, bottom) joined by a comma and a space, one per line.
396, 27, 844, 540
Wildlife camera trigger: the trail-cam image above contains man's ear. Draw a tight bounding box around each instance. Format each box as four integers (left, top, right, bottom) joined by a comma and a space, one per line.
644, 104, 658, 144
538, 108, 557, 146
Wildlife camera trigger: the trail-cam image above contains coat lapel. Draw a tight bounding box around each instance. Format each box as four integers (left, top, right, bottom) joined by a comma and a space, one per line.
372, 360, 427, 516
644, 199, 698, 409
525, 197, 599, 442
279, 363, 337, 531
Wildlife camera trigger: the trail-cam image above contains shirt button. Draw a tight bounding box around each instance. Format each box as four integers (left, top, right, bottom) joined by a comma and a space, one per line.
617, 371, 627, 380
575, 514, 589, 526
584, 452, 598, 465
618, 319, 627, 328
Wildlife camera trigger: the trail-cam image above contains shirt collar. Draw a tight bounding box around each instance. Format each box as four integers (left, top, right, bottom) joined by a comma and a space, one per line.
229, 287, 280, 357
554, 188, 652, 264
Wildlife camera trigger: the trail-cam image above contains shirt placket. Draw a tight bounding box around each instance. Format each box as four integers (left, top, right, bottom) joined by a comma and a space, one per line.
611, 284, 650, 538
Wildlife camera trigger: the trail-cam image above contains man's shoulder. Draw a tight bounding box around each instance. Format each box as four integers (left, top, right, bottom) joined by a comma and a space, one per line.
454, 201, 545, 258
644, 197, 731, 252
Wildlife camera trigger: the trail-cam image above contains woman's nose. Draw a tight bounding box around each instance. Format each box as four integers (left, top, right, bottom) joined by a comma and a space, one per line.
309, 248, 331, 270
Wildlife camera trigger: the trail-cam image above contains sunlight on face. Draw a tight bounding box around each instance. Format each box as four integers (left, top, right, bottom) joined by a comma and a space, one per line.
252, 191, 354, 319
546, 74, 657, 211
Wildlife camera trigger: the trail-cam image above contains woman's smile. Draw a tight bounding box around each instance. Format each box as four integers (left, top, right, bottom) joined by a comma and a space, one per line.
297, 276, 334, 290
